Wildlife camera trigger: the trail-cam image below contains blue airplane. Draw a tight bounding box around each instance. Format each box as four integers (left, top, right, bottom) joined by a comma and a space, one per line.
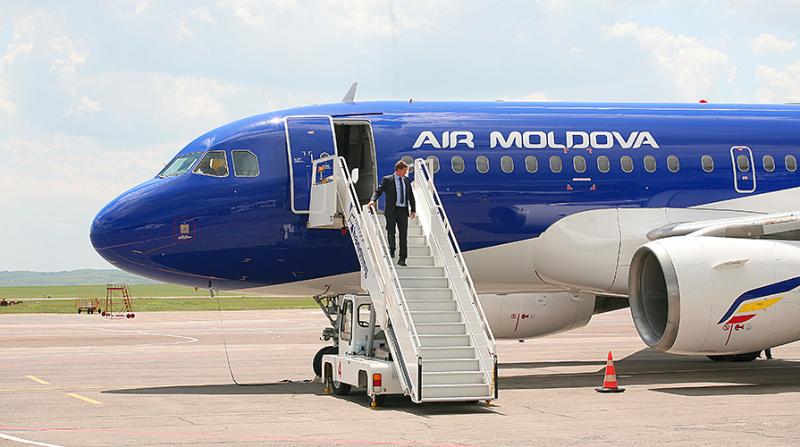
90, 97, 800, 361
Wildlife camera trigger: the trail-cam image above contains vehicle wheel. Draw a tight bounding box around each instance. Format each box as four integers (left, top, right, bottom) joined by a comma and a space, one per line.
707, 355, 732, 362
313, 345, 338, 377
729, 351, 760, 362
331, 377, 351, 396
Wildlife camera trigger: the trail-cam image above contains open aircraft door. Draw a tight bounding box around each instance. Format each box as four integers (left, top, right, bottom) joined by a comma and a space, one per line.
285, 116, 338, 214
308, 155, 339, 228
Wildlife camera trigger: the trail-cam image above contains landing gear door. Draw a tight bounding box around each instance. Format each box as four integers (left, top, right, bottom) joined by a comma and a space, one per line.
309, 155, 339, 228
285, 116, 338, 213
731, 146, 756, 193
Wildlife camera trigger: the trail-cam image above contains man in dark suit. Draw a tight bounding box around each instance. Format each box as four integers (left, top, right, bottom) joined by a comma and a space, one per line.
368, 160, 416, 266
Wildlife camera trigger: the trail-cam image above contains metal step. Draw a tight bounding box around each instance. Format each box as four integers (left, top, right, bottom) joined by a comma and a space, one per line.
422, 384, 492, 400
404, 300, 457, 312
418, 334, 471, 347
423, 371, 485, 385
403, 288, 453, 300
409, 311, 462, 323
405, 256, 435, 266
399, 277, 448, 289
395, 266, 445, 278
404, 235, 428, 246
420, 346, 477, 359
415, 322, 467, 335
407, 246, 430, 257
424, 359, 480, 372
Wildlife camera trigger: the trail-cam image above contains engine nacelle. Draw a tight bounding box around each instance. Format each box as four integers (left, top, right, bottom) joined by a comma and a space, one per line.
629, 236, 800, 355
479, 292, 596, 339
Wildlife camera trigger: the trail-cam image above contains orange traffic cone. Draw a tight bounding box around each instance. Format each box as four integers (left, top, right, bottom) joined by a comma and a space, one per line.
595, 351, 625, 393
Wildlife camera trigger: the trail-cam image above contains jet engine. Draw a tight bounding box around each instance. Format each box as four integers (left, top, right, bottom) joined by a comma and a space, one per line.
628, 236, 800, 355
479, 292, 596, 339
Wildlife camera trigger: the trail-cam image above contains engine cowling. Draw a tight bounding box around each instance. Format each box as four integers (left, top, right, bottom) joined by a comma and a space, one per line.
478, 292, 596, 339
629, 236, 800, 355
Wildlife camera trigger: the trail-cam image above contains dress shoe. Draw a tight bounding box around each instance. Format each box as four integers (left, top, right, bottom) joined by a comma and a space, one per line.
398, 259, 407, 266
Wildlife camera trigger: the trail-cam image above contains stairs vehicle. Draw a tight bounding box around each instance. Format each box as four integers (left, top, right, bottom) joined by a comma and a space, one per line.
312, 156, 497, 405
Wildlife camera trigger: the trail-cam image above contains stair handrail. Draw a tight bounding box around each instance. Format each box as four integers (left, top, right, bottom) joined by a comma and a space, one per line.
413, 159, 497, 353
334, 157, 423, 394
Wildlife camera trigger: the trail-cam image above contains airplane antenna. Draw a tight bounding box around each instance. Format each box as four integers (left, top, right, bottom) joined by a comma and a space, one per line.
342, 82, 358, 103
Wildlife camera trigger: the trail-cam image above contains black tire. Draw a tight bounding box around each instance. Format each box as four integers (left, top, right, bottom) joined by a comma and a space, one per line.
313, 346, 338, 377
372, 394, 386, 407
729, 351, 760, 362
331, 377, 351, 395
707, 355, 732, 362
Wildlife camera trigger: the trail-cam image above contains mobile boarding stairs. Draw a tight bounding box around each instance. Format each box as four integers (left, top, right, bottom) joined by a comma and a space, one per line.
310, 157, 497, 405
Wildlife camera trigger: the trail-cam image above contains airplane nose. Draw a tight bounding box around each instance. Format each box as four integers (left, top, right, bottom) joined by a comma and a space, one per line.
90, 179, 169, 273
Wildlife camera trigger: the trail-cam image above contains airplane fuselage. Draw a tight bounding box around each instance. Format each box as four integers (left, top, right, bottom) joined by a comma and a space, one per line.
90, 101, 800, 295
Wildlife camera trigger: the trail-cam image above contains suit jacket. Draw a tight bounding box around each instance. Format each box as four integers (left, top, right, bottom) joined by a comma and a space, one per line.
371, 174, 416, 216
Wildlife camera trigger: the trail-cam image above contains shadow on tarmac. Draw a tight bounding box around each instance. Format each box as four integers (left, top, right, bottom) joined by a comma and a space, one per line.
104, 349, 800, 404
105, 382, 500, 415
500, 348, 800, 396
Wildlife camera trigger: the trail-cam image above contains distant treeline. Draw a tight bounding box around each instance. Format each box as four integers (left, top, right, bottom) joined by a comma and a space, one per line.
0, 269, 157, 287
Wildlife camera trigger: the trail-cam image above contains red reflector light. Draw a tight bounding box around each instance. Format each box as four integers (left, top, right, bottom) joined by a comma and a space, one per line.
372, 373, 382, 387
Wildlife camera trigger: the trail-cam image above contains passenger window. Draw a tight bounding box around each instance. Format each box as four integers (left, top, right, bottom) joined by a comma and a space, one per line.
501, 155, 514, 173
525, 155, 538, 173
451, 155, 465, 174
193, 151, 229, 177
549, 156, 562, 173
644, 155, 656, 173
357, 303, 371, 328
232, 150, 260, 177
737, 154, 750, 172
597, 155, 610, 173
573, 155, 586, 173
786, 155, 797, 172
426, 155, 440, 173
762, 155, 775, 172
667, 155, 679, 173
620, 155, 633, 173
341, 300, 353, 341
476, 155, 489, 174
159, 151, 203, 178
701, 155, 714, 172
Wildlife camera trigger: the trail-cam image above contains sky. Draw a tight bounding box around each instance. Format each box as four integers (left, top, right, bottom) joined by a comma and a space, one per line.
3, 0, 800, 271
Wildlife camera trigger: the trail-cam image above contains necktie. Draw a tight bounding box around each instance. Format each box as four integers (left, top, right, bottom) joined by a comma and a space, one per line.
399, 177, 405, 206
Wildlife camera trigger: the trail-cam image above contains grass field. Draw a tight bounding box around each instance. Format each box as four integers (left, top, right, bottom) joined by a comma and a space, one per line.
0, 297, 317, 314
0, 284, 239, 299
0, 284, 316, 314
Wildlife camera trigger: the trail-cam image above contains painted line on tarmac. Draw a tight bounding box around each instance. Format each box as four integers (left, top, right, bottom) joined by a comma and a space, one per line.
24, 376, 50, 385
0, 432, 65, 447
96, 328, 198, 346
64, 393, 101, 405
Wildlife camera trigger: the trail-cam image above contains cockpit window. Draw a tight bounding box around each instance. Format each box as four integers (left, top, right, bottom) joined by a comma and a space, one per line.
193, 151, 229, 177
232, 150, 260, 177
158, 152, 203, 178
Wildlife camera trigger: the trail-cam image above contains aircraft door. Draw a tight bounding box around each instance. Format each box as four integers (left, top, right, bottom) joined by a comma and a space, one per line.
285, 116, 338, 213
730, 146, 756, 193
308, 155, 338, 228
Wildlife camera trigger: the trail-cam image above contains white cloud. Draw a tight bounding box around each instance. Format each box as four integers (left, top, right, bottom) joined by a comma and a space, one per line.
751, 32, 796, 54
603, 22, 734, 100
174, 7, 217, 39
134, 0, 153, 15
0, 80, 18, 117
755, 62, 800, 102
48, 36, 101, 117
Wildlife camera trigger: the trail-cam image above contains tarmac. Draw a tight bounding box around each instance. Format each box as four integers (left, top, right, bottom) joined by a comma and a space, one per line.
2, 308, 800, 446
